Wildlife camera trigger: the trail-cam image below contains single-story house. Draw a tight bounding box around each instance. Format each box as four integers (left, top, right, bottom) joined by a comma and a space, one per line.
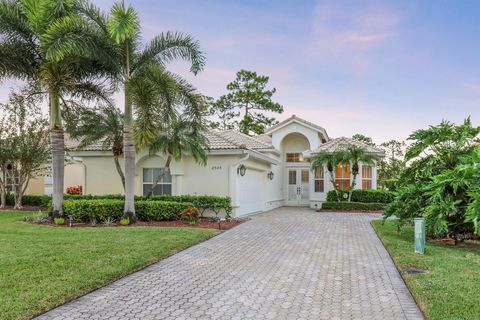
27, 115, 385, 217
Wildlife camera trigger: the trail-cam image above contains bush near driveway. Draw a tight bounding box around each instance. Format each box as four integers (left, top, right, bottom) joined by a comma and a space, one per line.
372, 220, 480, 320
322, 201, 385, 211
326, 189, 395, 203
0, 211, 215, 320
63, 200, 193, 223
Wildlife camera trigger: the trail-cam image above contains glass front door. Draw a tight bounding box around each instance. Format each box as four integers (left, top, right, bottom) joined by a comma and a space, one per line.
287, 168, 310, 205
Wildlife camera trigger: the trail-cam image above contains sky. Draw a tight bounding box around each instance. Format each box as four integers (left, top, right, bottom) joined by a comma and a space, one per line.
1, 0, 479, 143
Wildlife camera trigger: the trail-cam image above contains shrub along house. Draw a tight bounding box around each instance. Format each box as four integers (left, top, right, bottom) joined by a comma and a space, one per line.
47, 115, 382, 217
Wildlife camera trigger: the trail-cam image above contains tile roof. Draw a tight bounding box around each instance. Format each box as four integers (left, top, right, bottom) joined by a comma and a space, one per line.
74, 130, 275, 152
264, 114, 329, 138
311, 137, 385, 155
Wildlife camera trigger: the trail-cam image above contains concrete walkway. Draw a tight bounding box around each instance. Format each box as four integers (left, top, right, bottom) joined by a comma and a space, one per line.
36, 208, 423, 320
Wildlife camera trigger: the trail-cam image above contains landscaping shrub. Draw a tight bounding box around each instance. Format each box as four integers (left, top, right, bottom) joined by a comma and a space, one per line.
63, 199, 194, 223
6, 193, 51, 207
321, 201, 386, 211
326, 189, 394, 203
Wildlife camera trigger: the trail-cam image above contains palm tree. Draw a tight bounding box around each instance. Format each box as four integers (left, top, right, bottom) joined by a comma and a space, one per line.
144, 117, 209, 196
342, 146, 379, 201
311, 150, 345, 201
0, 0, 112, 215
63, 104, 125, 188
53, 1, 205, 221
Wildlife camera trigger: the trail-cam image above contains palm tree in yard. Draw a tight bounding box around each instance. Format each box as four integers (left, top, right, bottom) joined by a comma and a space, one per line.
63, 104, 126, 188
311, 150, 345, 201
143, 117, 209, 196
342, 146, 379, 201
103, 2, 205, 221
0, 0, 113, 215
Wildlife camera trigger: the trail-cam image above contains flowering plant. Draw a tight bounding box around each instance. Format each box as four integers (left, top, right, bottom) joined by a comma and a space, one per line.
178, 206, 200, 225
66, 185, 83, 195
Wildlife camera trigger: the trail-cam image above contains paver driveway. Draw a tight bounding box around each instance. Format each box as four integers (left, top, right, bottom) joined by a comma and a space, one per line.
36, 207, 423, 320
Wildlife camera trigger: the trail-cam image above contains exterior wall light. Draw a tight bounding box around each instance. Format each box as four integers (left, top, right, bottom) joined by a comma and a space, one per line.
267, 171, 274, 180
238, 165, 246, 176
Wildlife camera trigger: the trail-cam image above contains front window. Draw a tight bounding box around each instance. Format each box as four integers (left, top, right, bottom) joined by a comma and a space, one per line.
335, 163, 351, 190
362, 165, 373, 190
142, 168, 172, 196
314, 167, 324, 193
286, 153, 304, 163
5, 168, 19, 192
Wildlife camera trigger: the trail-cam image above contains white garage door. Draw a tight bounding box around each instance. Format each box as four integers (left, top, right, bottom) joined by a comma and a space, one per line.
237, 169, 264, 216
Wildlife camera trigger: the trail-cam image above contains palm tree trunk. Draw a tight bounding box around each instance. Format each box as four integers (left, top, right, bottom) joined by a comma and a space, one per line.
147, 155, 171, 197
327, 170, 340, 201
348, 173, 357, 202
114, 155, 125, 190
50, 91, 64, 217
123, 41, 136, 222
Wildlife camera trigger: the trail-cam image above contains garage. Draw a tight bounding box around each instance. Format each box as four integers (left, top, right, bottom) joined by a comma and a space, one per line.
237, 168, 264, 216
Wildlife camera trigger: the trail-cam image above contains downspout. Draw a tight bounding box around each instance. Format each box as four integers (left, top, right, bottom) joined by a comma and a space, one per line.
229, 152, 250, 213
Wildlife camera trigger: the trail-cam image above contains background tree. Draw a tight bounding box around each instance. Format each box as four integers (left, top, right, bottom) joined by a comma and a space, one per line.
378, 140, 406, 189
207, 95, 239, 130
0, 116, 13, 208
63, 104, 125, 188
352, 134, 375, 146
0, 90, 49, 209
209, 70, 283, 135
0, 0, 112, 215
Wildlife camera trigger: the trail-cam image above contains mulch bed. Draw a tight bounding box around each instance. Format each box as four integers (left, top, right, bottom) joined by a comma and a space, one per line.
29, 218, 248, 230
317, 209, 383, 214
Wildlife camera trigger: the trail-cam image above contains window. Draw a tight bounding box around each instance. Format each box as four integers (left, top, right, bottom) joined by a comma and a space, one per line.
286, 153, 303, 163
314, 166, 324, 193
335, 163, 351, 190
288, 170, 297, 185
362, 165, 373, 190
142, 168, 172, 196
5, 168, 19, 193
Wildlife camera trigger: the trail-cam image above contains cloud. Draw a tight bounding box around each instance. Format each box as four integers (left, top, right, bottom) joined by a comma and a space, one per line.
306, 1, 401, 71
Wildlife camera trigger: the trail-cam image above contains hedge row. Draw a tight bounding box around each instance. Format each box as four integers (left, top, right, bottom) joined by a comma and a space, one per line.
321, 201, 386, 211
63, 199, 193, 223
326, 189, 394, 203
5, 193, 232, 216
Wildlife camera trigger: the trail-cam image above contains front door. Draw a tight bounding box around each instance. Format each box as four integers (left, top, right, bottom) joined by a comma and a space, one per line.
287, 168, 310, 206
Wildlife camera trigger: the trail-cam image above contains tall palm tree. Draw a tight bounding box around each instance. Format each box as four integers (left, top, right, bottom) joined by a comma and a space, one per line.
63, 104, 125, 188
311, 150, 345, 201
52, 1, 205, 220
342, 146, 379, 201
144, 117, 209, 196
0, 0, 112, 215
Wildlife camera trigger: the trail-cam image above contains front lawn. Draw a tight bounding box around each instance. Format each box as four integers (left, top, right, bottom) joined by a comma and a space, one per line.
372, 220, 480, 320
0, 212, 216, 320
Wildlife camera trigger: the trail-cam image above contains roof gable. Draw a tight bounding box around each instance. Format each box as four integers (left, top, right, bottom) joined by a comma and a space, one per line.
264, 115, 329, 140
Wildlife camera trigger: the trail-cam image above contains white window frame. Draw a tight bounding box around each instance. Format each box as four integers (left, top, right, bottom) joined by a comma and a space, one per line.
142, 168, 172, 196
314, 166, 324, 193
362, 165, 373, 190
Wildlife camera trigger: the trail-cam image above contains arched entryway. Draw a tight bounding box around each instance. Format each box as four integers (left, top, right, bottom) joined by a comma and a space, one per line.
280, 133, 311, 206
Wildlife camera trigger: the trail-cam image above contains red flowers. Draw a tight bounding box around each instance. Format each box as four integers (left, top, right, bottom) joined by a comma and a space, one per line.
179, 206, 200, 225
66, 185, 82, 195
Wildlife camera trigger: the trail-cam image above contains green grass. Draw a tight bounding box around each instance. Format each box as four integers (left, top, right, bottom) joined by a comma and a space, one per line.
372, 220, 480, 320
0, 212, 216, 320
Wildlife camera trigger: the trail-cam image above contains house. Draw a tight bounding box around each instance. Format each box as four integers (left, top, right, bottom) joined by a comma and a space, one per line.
68, 115, 386, 216
28, 115, 384, 217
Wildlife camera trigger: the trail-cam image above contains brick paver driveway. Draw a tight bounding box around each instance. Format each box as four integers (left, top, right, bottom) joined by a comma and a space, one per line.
36, 207, 423, 320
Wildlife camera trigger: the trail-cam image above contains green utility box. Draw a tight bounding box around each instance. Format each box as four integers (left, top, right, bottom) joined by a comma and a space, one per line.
414, 217, 426, 254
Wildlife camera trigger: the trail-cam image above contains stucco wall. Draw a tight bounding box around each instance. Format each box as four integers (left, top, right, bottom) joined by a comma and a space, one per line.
82, 156, 125, 195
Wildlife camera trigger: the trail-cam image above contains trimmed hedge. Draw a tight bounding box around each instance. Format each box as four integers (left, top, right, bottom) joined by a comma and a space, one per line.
326, 189, 394, 204
321, 201, 386, 211
5, 194, 232, 217
63, 199, 193, 223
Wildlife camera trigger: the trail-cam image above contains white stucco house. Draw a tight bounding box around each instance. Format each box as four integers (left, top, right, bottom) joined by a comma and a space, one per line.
63, 115, 384, 217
